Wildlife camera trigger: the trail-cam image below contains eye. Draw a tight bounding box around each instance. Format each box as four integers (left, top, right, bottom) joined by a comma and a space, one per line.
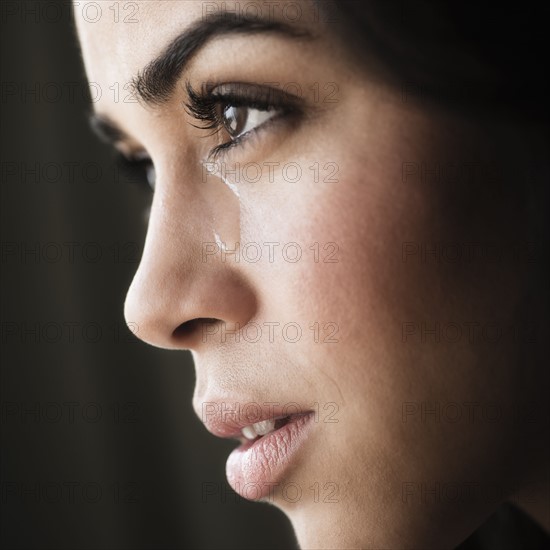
115, 153, 155, 192
221, 105, 277, 139
185, 82, 304, 159
144, 163, 156, 190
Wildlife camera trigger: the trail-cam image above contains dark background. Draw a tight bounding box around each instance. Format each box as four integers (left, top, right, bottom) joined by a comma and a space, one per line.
1, 1, 295, 548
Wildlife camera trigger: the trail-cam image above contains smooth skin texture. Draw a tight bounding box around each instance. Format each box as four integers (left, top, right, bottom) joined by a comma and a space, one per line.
75, 1, 549, 548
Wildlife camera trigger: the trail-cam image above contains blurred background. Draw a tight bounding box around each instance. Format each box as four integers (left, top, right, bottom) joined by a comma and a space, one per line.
1, 1, 295, 548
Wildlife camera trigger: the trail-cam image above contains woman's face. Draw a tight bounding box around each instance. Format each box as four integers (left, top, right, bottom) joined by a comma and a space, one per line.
75, 1, 546, 547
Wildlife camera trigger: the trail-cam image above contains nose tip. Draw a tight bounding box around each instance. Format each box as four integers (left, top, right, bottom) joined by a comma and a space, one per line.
122, 153, 252, 350
123, 261, 257, 350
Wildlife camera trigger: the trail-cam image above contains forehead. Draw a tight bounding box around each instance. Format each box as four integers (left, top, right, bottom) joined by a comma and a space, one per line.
73, 0, 325, 146
74, 0, 315, 84
74, 1, 201, 85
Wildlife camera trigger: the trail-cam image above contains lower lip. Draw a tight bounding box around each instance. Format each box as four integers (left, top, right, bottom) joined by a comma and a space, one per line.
226, 412, 314, 500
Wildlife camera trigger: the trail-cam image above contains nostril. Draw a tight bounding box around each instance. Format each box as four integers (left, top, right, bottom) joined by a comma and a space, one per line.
172, 318, 220, 342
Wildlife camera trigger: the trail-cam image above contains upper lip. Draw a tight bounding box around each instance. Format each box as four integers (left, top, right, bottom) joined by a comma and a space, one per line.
196, 400, 313, 440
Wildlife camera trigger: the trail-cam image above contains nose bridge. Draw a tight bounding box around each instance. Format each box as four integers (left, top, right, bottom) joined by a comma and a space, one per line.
123, 167, 256, 350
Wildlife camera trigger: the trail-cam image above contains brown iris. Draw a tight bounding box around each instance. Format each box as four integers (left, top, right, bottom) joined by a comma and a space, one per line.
222, 105, 248, 137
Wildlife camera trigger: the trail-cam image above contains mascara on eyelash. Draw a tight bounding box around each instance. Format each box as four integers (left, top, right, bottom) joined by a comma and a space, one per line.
183, 81, 303, 132
183, 80, 305, 164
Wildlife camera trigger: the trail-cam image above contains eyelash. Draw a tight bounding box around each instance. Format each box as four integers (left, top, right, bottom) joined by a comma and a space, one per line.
114, 82, 302, 190
184, 81, 302, 160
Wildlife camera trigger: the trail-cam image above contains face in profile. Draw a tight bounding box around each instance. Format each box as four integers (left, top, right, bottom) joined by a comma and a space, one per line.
74, 1, 549, 548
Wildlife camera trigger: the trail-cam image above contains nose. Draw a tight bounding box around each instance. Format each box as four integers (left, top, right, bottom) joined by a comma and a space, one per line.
123, 172, 257, 350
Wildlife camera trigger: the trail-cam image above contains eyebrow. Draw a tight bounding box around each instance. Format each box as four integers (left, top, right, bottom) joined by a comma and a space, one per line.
133, 13, 311, 105
89, 13, 312, 146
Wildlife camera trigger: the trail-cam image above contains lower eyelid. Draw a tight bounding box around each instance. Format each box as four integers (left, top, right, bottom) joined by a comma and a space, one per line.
209, 109, 298, 163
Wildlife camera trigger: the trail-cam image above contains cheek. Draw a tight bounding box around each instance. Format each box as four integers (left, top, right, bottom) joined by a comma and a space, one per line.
245, 105, 529, 477
214, 93, 528, 459
251, 113, 534, 545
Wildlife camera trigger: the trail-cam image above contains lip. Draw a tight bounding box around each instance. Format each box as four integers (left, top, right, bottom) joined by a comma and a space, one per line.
201, 402, 313, 439
226, 411, 314, 500
198, 401, 315, 501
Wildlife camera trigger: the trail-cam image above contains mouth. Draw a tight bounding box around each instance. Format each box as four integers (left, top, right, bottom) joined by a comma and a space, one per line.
238, 413, 299, 443
226, 411, 315, 501
200, 404, 315, 501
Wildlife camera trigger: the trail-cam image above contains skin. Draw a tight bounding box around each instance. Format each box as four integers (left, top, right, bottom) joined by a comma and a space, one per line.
75, 1, 549, 548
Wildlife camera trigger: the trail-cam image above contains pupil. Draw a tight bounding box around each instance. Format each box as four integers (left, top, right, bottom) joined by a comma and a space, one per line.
223, 105, 247, 137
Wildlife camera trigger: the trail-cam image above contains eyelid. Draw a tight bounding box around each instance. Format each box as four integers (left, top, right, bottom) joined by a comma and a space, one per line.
208, 81, 304, 109
184, 80, 305, 160
184, 81, 305, 132
207, 110, 291, 162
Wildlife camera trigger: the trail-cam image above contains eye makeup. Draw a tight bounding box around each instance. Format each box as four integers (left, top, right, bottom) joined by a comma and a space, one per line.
184, 80, 305, 160
110, 81, 306, 191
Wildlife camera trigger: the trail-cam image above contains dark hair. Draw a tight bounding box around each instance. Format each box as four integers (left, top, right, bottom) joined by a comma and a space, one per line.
329, 1, 548, 124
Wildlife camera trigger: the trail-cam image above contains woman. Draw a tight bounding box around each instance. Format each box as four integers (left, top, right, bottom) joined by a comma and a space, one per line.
74, 1, 549, 548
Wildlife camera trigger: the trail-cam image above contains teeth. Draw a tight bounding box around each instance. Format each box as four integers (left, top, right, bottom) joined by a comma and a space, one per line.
253, 418, 275, 436
241, 426, 257, 440
241, 418, 276, 440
